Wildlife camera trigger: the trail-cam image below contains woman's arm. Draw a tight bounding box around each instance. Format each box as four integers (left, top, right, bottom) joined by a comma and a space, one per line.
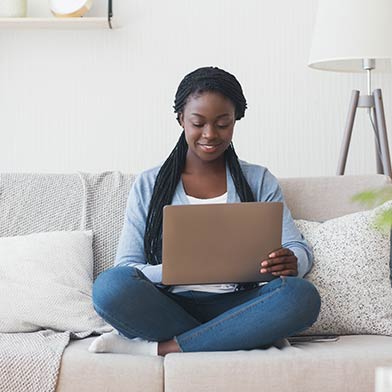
115, 173, 163, 283
258, 168, 314, 278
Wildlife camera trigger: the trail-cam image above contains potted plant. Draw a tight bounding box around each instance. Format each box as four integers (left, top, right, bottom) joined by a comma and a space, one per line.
352, 187, 392, 232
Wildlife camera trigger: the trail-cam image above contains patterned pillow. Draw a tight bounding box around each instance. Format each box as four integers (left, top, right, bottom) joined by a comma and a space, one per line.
295, 200, 392, 336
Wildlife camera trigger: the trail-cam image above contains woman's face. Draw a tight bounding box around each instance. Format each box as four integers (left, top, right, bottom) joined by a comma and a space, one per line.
179, 91, 236, 166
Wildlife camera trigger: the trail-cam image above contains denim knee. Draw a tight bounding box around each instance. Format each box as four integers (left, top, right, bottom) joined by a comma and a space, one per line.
92, 266, 142, 317
283, 276, 321, 327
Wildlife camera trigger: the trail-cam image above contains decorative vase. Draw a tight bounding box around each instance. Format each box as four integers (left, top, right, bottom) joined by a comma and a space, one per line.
0, 0, 27, 17
49, 0, 93, 17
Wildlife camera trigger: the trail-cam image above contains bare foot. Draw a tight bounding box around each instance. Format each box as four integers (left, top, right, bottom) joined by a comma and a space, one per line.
158, 339, 181, 356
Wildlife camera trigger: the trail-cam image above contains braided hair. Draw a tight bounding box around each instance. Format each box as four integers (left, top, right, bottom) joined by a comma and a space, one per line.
144, 66, 255, 265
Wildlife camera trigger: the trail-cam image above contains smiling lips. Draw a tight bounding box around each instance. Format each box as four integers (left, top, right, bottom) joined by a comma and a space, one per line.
198, 143, 222, 153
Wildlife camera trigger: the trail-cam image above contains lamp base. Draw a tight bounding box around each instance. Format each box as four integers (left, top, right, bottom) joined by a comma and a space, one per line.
336, 89, 392, 178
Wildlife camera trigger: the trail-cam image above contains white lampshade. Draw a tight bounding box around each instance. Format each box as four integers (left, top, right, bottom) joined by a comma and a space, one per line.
308, 0, 392, 72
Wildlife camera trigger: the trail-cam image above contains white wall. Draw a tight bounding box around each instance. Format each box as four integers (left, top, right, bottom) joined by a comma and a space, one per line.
0, 0, 391, 177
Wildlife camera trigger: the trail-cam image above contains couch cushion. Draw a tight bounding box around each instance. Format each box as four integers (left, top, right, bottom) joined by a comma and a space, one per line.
279, 174, 392, 221
164, 335, 392, 392
56, 337, 164, 392
1, 172, 390, 280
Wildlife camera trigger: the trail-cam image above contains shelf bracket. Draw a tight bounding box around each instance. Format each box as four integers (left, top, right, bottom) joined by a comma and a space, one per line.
108, 0, 113, 29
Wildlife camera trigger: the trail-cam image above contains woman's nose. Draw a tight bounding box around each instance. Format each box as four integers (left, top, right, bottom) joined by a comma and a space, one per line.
202, 124, 218, 138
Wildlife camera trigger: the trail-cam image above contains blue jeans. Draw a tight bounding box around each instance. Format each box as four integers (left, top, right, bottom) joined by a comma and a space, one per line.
92, 265, 321, 352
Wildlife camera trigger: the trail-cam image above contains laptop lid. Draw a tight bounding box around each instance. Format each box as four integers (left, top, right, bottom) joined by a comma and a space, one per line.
162, 202, 283, 285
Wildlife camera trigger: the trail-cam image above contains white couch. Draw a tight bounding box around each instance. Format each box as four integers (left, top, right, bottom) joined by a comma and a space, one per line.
1, 172, 392, 392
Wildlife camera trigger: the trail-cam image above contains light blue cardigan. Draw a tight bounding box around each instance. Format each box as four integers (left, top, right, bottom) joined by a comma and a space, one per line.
115, 160, 313, 285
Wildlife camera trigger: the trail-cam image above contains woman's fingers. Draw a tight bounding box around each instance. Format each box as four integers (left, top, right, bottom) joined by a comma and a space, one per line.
260, 247, 298, 276
260, 262, 296, 273
267, 248, 294, 258
260, 256, 297, 270
272, 269, 298, 276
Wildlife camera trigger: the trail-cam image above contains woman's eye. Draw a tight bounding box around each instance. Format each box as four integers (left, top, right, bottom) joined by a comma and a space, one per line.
217, 124, 229, 128
192, 124, 204, 128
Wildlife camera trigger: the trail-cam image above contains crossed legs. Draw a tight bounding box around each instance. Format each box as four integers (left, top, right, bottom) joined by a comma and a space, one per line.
91, 266, 321, 355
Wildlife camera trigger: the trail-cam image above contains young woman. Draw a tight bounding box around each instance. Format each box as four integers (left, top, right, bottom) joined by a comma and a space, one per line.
89, 66, 321, 356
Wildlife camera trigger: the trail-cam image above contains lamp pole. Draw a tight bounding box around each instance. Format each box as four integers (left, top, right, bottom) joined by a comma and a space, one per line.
336, 59, 392, 177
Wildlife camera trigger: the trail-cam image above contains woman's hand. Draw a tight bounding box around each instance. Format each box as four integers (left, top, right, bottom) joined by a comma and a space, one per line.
260, 248, 298, 277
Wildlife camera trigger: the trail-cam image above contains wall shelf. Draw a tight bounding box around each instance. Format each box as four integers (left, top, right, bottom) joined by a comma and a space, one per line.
0, 17, 111, 29
0, 0, 113, 29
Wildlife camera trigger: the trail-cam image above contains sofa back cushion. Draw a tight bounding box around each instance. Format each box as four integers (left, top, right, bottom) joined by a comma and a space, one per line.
0, 172, 390, 278
279, 174, 392, 221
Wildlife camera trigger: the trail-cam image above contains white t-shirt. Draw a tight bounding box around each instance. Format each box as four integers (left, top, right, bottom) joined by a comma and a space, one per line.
170, 191, 239, 294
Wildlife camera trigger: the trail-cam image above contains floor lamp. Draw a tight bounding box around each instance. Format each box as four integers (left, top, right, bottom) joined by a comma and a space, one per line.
308, 0, 392, 177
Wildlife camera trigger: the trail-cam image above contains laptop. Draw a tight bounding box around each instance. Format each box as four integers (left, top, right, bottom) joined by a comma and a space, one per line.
161, 202, 283, 285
